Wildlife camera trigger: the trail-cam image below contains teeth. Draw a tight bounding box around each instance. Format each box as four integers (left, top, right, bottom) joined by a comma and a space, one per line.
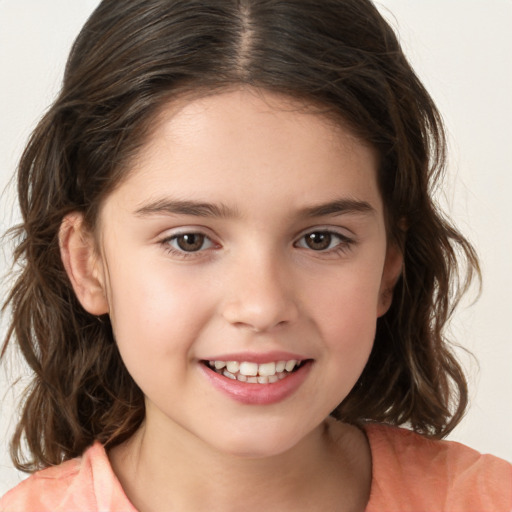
208, 358, 303, 383
276, 361, 286, 373
239, 361, 258, 376
226, 361, 240, 373
285, 360, 297, 372
258, 362, 276, 377
223, 370, 236, 380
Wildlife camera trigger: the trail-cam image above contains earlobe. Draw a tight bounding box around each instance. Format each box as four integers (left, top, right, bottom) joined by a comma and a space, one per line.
377, 242, 403, 317
59, 213, 109, 316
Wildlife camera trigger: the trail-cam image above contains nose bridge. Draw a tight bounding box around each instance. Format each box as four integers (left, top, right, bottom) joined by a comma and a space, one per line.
221, 243, 299, 331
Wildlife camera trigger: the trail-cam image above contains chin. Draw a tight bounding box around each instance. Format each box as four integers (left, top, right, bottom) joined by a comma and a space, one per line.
203, 420, 314, 460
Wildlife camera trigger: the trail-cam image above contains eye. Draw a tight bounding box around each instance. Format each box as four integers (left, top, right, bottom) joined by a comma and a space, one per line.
166, 233, 214, 253
295, 230, 352, 252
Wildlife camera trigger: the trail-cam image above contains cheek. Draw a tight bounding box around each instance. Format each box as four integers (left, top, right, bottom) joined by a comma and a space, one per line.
306, 260, 383, 321
104, 256, 217, 359
304, 263, 382, 362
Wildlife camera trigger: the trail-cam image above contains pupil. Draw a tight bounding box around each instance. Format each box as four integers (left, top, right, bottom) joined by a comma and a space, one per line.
306, 232, 331, 250
177, 234, 204, 252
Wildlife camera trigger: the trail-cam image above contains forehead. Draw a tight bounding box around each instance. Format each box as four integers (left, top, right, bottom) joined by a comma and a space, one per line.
103, 88, 382, 220
150, 87, 372, 157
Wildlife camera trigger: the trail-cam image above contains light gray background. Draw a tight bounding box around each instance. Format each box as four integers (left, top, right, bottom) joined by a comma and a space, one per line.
1, 0, 511, 494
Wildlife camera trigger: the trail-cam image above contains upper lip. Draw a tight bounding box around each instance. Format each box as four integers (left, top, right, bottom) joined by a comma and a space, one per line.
200, 351, 309, 364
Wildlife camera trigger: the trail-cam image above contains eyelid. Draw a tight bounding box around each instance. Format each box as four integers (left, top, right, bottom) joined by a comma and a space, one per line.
294, 225, 355, 241
157, 225, 218, 241
158, 227, 220, 258
156, 225, 356, 259
293, 226, 356, 253
170, 233, 214, 250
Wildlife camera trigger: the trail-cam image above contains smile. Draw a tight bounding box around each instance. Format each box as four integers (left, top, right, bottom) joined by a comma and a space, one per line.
207, 360, 304, 384
200, 356, 312, 405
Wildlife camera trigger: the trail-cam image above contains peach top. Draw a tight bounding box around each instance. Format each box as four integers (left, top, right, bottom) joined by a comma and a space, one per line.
1, 424, 511, 511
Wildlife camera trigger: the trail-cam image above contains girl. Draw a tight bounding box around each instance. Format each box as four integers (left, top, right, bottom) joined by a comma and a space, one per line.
1, 0, 511, 510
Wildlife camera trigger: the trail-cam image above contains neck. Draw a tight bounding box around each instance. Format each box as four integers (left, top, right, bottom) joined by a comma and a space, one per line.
109, 417, 371, 512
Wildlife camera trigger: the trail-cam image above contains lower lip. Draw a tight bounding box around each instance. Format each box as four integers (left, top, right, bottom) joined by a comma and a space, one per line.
199, 361, 312, 405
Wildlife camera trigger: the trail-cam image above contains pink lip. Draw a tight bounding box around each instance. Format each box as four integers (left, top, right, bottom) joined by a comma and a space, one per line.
201, 351, 307, 364
199, 359, 313, 405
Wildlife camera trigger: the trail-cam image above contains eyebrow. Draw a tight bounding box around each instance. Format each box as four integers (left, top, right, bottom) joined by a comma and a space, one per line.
134, 199, 238, 218
301, 198, 375, 218
134, 197, 375, 219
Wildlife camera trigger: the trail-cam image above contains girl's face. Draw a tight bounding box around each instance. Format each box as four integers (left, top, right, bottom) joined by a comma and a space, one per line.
87, 88, 401, 458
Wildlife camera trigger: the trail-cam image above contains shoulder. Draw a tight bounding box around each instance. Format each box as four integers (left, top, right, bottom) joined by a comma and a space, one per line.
364, 423, 512, 512
0, 456, 84, 512
0, 442, 136, 512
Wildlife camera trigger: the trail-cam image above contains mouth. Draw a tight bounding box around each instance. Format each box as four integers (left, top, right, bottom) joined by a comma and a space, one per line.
202, 359, 308, 385
200, 356, 313, 405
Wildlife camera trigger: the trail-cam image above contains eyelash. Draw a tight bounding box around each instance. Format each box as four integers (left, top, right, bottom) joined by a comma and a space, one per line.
159, 229, 355, 259
294, 230, 354, 256
160, 232, 216, 259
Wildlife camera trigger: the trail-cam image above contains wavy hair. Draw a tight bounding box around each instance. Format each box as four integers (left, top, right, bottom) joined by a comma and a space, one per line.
2, 0, 479, 472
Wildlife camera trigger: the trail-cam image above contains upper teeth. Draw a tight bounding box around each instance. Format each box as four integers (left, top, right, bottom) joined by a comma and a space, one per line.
209, 360, 300, 377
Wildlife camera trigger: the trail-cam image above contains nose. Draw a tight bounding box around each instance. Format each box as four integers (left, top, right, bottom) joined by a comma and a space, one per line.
220, 250, 299, 332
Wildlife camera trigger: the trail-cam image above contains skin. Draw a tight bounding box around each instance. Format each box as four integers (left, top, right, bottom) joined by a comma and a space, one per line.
61, 88, 402, 511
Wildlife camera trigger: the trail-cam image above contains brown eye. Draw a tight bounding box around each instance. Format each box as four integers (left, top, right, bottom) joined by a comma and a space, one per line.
295, 230, 353, 254
303, 232, 332, 251
174, 233, 207, 252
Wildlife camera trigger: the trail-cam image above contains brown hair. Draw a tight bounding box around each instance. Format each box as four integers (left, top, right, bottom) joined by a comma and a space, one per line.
2, 0, 479, 472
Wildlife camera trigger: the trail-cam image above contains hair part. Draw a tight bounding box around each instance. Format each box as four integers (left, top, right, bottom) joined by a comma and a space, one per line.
2, 0, 479, 472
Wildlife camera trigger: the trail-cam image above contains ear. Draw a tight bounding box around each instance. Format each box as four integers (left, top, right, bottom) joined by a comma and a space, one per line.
59, 212, 109, 315
377, 241, 403, 317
